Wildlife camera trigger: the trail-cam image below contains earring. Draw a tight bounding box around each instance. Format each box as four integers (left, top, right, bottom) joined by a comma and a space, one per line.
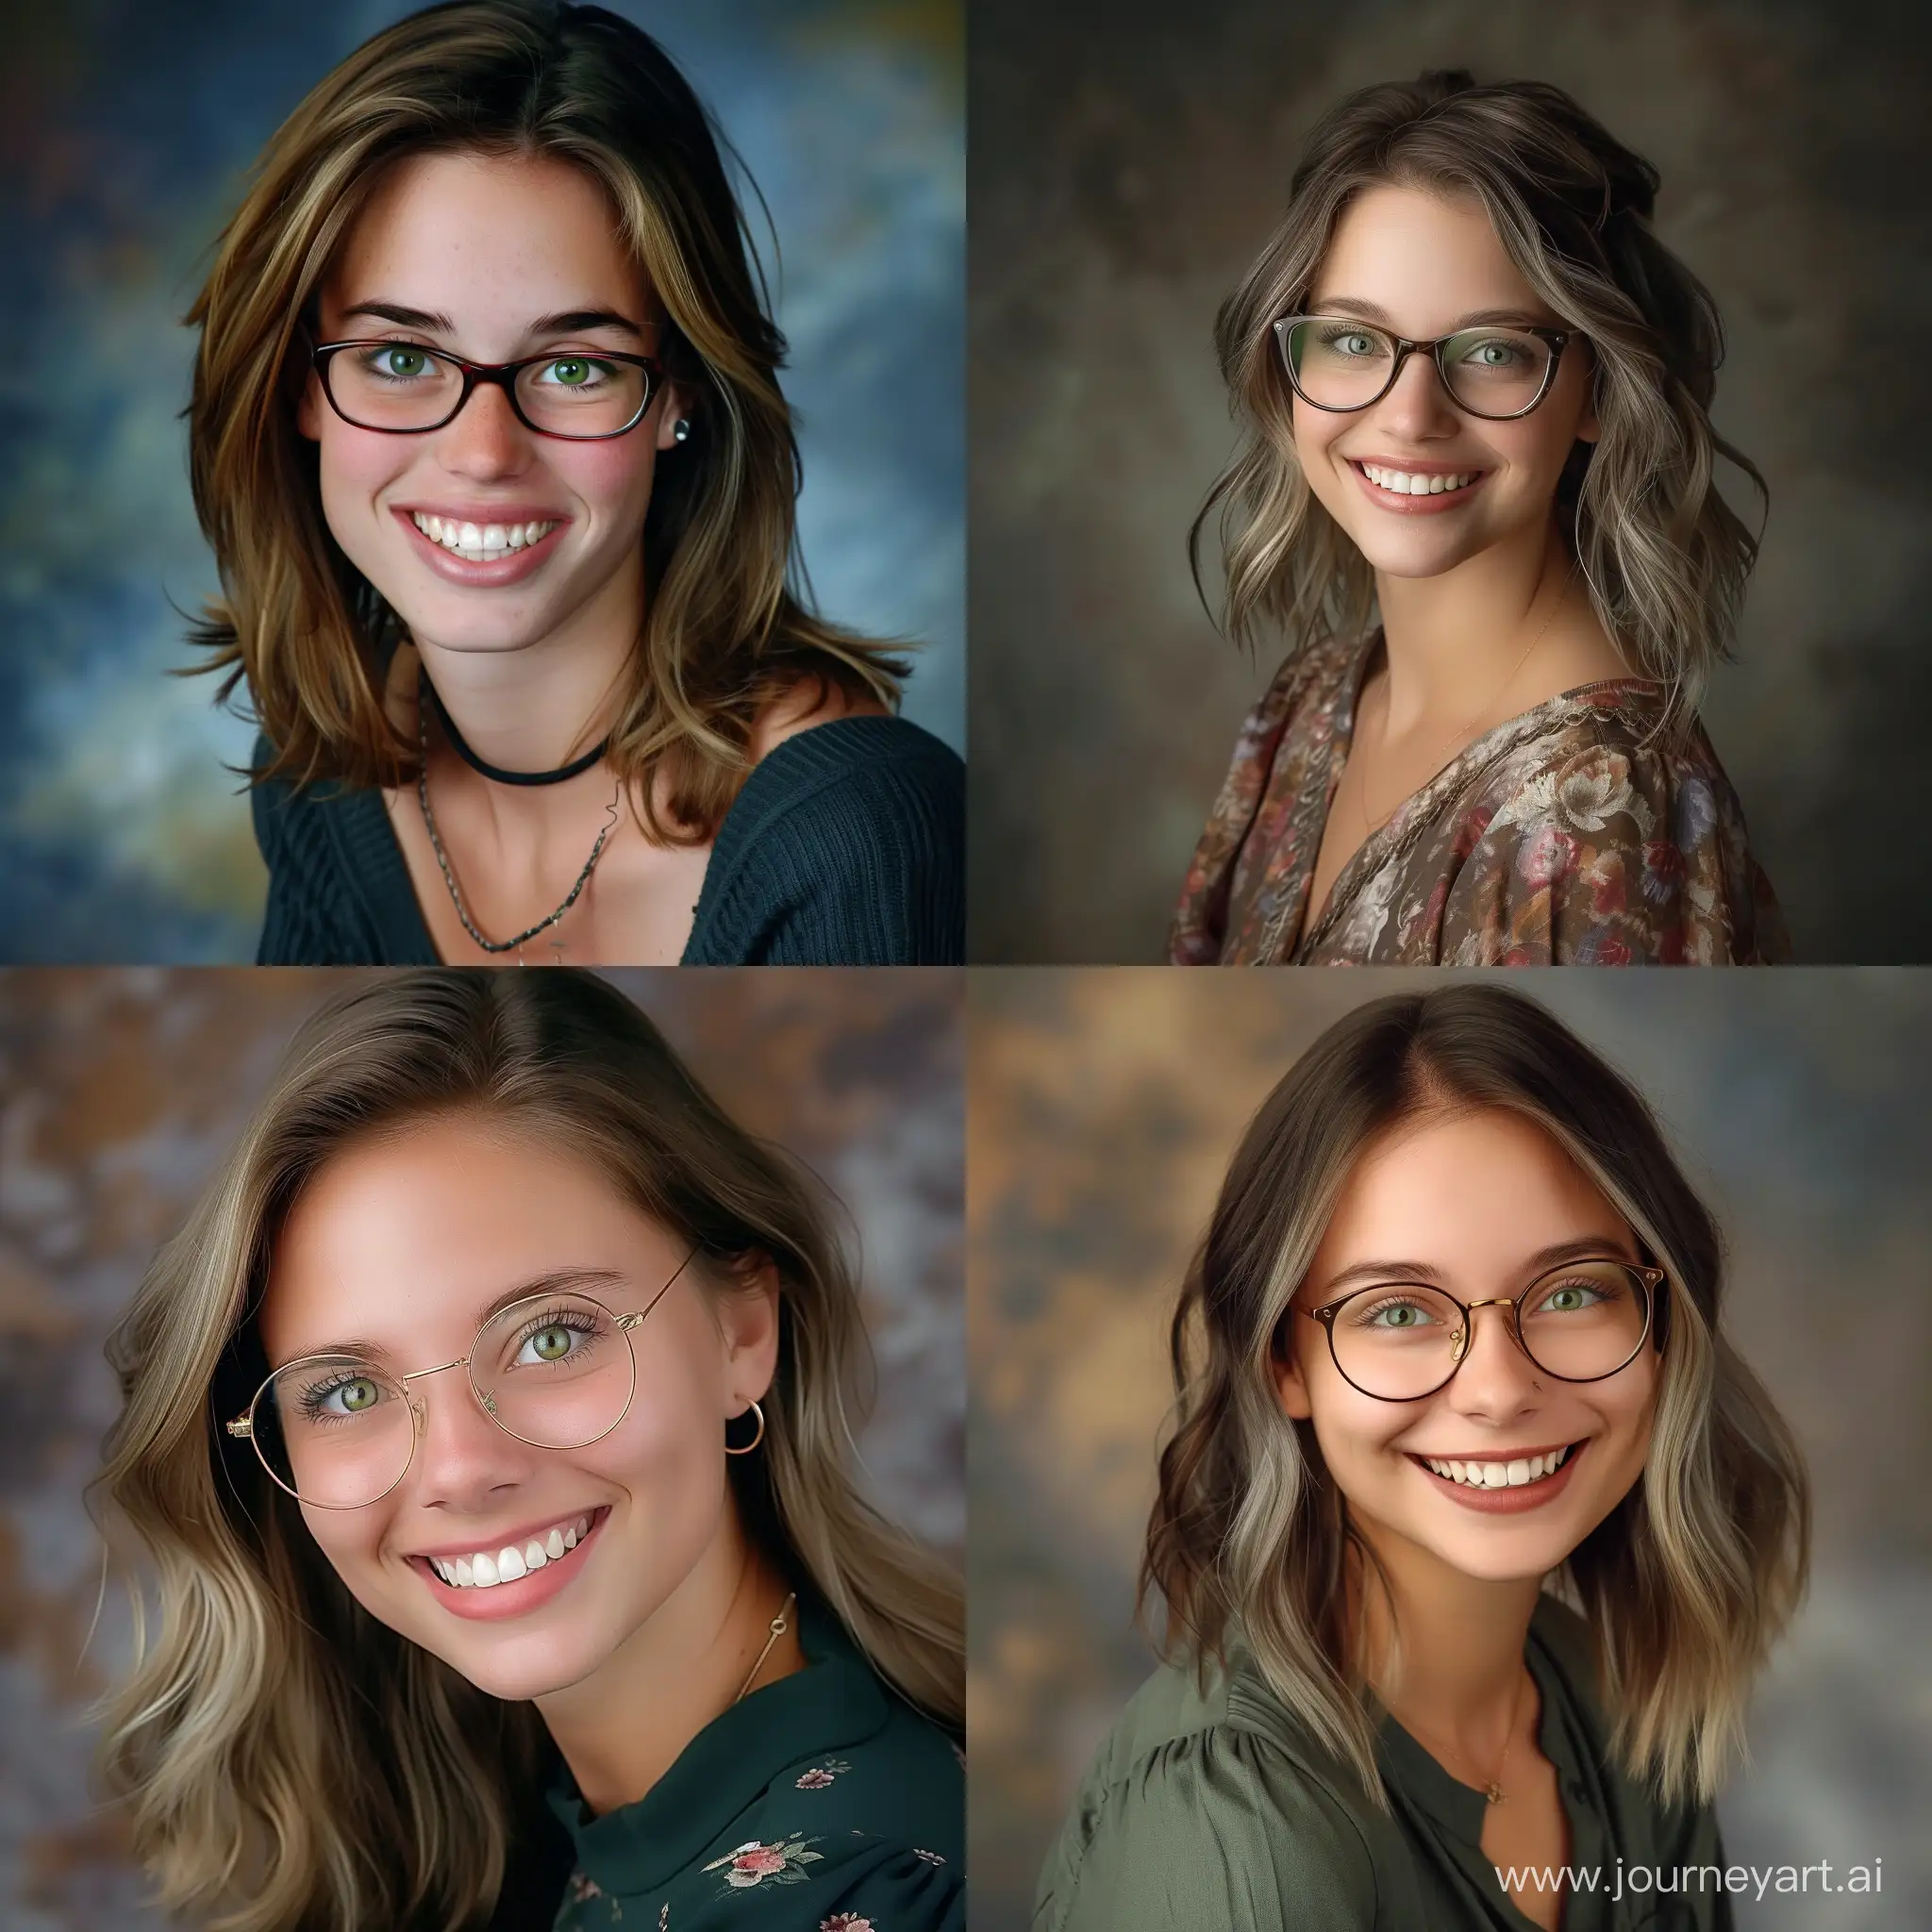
724, 1399, 766, 1456
673, 417, 692, 443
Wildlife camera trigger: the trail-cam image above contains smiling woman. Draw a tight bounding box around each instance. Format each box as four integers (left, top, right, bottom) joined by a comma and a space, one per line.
83, 972, 965, 1932
1034, 984, 1809, 1932
183, 0, 963, 965
1172, 71, 1785, 965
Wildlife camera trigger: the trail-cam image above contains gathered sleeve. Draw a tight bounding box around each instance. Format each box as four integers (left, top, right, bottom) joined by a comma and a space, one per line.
1441, 738, 1791, 965
1032, 1724, 1378, 1932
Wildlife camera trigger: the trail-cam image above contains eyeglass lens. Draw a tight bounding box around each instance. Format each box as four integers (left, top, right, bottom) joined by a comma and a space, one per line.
326, 344, 647, 436
1283, 319, 1553, 416
1324, 1260, 1650, 1400
251, 1292, 635, 1507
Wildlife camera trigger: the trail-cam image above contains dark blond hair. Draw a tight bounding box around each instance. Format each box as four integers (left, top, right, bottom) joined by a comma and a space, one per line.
183, 0, 905, 840
87, 970, 961, 1932
1143, 985, 1807, 1810
1192, 70, 1768, 741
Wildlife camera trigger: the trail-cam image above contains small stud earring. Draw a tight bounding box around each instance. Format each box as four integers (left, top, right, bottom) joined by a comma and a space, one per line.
673, 418, 692, 443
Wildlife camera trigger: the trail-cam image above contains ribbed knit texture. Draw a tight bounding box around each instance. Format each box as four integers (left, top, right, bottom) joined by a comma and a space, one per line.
251, 715, 964, 966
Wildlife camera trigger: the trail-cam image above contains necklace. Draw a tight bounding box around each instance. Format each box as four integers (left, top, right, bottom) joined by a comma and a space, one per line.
422, 670, 610, 786
733, 1591, 798, 1706
416, 675, 621, 959
1395, 1664, 1531, 1806
1357, 564, 1577, 837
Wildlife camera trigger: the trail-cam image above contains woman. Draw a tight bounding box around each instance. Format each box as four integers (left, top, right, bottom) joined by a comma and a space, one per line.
1036, 985, 1808, 1930
1171, 71, 1787, 965
85, 972, 965, 1931
185, 0, 963, 965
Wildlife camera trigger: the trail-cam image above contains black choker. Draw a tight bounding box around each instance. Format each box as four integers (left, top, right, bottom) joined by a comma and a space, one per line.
422, 672, 610, 787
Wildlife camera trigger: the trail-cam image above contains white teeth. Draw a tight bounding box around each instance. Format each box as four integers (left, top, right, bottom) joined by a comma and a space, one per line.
425, 1513, 593, 1588
1423, 1445, 1572, 1489
1361, 463, 1476, 495
410, 511, 558, 560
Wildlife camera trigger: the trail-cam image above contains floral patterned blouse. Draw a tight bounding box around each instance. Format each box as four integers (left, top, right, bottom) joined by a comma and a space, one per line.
546, 1596, 963, 1931
1170, 628, 1790, 966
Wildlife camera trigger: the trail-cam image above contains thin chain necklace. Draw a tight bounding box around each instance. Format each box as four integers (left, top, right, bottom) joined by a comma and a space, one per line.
416, 675, 620, 960
1394, 1663, 1531, 1806
1357, 565, 1577, 837
733, 1591, 798, 1706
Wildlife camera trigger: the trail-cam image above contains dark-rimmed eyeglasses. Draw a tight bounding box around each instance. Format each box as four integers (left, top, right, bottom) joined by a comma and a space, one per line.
1273, 315, 1575, 421
309, 338, 663, 440
224, 1250, 695, 1507
1294, 1257, 1663, 1403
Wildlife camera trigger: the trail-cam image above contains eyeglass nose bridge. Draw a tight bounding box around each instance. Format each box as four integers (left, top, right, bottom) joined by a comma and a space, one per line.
1446, 1294, 1527, 1368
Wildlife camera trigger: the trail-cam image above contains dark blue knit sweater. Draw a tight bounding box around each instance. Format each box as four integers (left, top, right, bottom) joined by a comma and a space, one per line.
250, 716, 964, 965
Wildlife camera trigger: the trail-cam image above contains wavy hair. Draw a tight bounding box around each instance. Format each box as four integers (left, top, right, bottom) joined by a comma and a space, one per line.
1141, 984, 1807, 1812
84, 970, 962, 1932
1191, 70, 1768, 741
182, 0, 906, 841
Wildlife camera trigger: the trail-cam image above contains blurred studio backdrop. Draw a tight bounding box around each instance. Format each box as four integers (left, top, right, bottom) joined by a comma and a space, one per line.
0, 0, 964, 961
968, 0, 1932, 962
968, 968, 1930, 1930
0, 968, 963, 1930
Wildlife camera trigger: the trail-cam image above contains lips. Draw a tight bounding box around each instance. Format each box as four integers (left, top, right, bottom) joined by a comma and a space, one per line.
392, 506, 568, 587
1347, 459, 1488, 515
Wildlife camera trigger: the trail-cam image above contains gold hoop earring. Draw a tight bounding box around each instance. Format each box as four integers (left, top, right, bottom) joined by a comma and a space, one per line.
724, 1399, 766, 1456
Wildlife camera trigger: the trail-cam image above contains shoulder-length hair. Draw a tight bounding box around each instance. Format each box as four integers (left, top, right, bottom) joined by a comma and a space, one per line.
183, 0, 906, 841
1191, 69, 1768, 742
85, 970, 962, 1932
1142, 984, 1807, 1812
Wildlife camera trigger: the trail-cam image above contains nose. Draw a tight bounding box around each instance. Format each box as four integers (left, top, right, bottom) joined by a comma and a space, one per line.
1443, 1300, 1545, 1411
1374, 343, 1461, 438
402, 1359, 530, 1501
438, 375, 535, 474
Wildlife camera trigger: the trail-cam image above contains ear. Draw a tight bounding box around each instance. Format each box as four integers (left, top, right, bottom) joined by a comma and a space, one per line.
654, 378, 691, 455
717, 1250, 781, 1413
1271, 1313, 1316, 1422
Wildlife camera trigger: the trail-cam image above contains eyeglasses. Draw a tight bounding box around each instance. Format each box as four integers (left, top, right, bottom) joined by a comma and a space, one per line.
1273, 315, 1574, 420
309, 338, 663, 440
1295, 1257, 1663, 1403
225, 1252, 694, 1508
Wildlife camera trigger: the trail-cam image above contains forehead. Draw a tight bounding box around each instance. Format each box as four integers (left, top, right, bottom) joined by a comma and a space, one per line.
320, 149, 647, 333
258, 1112, 669, 1362
1311, 181, 1549, 327
1312, 1108, 1626, 1272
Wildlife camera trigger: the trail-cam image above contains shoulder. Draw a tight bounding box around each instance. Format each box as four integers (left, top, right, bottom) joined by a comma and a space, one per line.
1034, 1653, 1379, 1932
687, 715, 964, 965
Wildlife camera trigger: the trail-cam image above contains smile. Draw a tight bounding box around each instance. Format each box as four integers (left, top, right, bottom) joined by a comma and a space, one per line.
1349, 458, 1487, 513
410, 510, 559, 560
422, 1509, 594, 1589
1415, 1443, 1574, 1490
393, 506, 569, 585
1407, 1440, 1588, 1513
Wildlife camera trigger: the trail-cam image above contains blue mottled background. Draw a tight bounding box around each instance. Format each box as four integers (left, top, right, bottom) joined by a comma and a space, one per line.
0, 0, 963, 961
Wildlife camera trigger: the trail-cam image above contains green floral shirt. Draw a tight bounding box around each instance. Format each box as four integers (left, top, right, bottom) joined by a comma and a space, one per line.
547, 1597, 963, 1932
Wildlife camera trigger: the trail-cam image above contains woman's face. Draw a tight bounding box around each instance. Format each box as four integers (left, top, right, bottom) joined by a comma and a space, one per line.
295, 149, 686, 660
1289, 182, 1599, 582
1273, 1107, 1660, 1586
258, 1112, 775, 1704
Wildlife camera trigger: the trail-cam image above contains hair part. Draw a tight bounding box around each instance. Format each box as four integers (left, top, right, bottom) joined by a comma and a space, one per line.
1190, 68, 1768, 741
85, 970, 961, 1932
180, 0, 907, 841
1141, 984, 1808, 1812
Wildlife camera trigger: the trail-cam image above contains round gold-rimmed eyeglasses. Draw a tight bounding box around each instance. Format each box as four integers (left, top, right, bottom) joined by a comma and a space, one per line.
1273, 315, 1575, 420
310, 337, 664, 440
224, 1250, 696, 1508
1294, 1257, 1664, 1403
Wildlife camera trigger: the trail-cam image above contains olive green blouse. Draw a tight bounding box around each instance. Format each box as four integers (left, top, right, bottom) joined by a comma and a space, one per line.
547, 1595, 963, 1930
1035, 1595, 1734, 1932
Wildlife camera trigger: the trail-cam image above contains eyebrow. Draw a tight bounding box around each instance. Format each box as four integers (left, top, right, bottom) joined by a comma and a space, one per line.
1307, 296, 1553, 332
338, 300, 653, 343
1313, 1236, 1639, 1302
281, 1268, 630, 1367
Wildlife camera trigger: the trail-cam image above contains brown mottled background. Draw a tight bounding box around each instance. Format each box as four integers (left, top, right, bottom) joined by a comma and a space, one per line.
969, 969, 1931, 1929
0, 968, 962, 1930
967, 0, 1932, 962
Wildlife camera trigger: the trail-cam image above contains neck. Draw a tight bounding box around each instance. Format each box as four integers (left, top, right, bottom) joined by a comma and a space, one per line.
413, 548, 641, 776
1348, 1516, 1542, 1760
1371, 518, 1577, 737
537, 1509, 803, 1815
